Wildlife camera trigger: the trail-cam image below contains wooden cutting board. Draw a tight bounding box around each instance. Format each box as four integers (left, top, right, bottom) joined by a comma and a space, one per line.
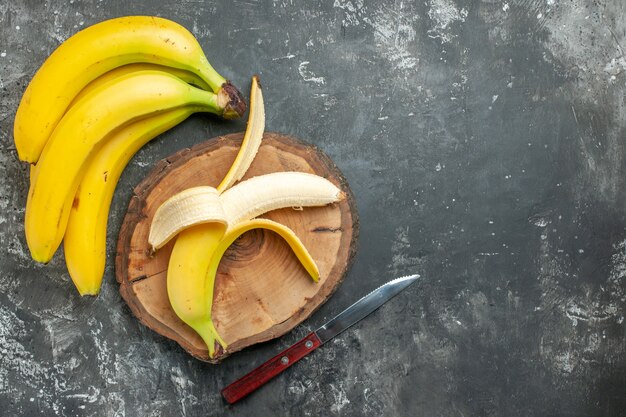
115, 132, 359, 362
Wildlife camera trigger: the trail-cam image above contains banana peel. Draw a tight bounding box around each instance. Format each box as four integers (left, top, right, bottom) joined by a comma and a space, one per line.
167, 222, 228, 357
217, 75, 264, 193
169, 218, 319, 357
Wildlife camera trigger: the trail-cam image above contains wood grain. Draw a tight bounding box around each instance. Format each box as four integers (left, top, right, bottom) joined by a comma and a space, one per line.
115, 132, 358, 362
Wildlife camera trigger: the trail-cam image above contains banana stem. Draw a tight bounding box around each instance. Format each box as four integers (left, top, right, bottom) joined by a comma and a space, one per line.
198, 55, 246, 118
197, 55, 226, 92
194, 319, 227, 358
189, 87, 232, 117
217, 82, 247, 119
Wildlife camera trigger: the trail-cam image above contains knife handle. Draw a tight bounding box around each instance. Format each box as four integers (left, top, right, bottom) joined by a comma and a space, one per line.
221, 332, 322, 404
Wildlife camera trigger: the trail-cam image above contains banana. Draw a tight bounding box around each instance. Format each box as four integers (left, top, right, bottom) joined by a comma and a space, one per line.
14, 16, 245, 163
147, 76, 343, 356
167, 218, 319, 357
26, 70, 226, 263
148, 172, 342, 250
70, 63, 211, 108
217, 75, 264, 193
154, 174, 341, 356
63, 108, 193, 296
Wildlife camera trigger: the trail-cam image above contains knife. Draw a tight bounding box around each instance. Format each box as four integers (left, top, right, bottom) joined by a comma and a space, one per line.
221, 274, 420, 404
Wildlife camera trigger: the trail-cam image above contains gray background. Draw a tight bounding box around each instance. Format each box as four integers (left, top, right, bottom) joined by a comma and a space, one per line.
1, 0, 625, 416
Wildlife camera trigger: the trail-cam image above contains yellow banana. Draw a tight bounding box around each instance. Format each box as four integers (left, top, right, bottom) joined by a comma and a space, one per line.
26, 70, 225, 263
63, 108, 193, 296
14, 16, 245, 163
70, 63, 211, 108
167, 219, 319, 357
61, 64, 212, 295
166, 222, 228, 357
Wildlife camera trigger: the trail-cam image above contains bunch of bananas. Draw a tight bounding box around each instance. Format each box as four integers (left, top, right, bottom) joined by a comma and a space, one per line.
15, 16, 246, 295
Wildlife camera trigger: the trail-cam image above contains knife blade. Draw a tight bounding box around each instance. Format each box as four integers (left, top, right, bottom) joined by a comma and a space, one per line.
221, 274, 420, 404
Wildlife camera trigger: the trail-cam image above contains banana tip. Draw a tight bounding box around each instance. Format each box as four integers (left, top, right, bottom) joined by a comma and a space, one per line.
30, 250, 53, 264
77, 288, 100, 297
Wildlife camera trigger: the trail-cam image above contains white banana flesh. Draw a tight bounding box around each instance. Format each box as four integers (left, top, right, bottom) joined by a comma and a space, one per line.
149, 187, 227, 250
148, 172, 342, 250
221, 172, 343, 228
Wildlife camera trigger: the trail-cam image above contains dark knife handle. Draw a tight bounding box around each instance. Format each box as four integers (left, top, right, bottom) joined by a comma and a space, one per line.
221, 332, 322, 404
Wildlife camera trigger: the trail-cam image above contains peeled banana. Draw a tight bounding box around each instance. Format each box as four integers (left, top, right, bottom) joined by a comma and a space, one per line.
14, 16, 245, 163
26, 70, 227, 263
221, 172, 343, 228
161, 172, 341, 356
149, 77, 343, 357
149, 172, 342, 250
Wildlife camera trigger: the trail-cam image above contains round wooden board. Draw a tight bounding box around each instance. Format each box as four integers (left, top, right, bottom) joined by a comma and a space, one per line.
115, 132, 359, 363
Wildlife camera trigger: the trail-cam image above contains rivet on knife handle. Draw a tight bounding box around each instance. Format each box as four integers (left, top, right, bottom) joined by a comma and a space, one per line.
221, 332, 322, 404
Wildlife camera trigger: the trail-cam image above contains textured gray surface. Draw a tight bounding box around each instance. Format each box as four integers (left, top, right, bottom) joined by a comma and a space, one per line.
1, 0, 625, 416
